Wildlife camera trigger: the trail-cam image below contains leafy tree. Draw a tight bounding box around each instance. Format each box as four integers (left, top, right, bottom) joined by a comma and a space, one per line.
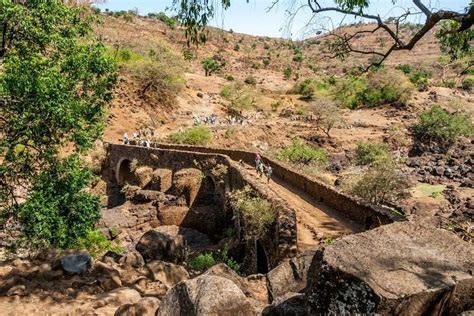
0, 1, 116, 249
202, 57, 222, 76
413, 105, 473, 145
173, 1, 473, 70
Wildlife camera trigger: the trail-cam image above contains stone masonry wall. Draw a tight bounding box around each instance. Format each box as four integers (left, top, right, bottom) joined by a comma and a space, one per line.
105, 143, 298, 269
142, 142, 401, 228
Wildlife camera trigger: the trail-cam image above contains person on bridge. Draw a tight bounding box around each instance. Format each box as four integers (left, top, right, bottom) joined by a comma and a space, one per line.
255, 153, 262, 170
257, 161, 265, 178
123, 133, 129, 145
266, 165, 273, 183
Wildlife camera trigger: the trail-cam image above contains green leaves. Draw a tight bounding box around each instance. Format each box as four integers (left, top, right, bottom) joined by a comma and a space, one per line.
18, 156, 101, 249
436, 21, 474, 61
0, 1, 116, 249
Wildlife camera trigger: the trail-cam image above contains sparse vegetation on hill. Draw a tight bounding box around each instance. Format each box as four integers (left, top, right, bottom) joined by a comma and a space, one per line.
278, 140, 328, 166
351, 158, 411, 205
355, 142, 390, 166
168, 126, 213, 145
202, 57, 223, 76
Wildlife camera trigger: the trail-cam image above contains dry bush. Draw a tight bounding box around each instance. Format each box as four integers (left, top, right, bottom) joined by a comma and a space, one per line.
307, 97, 344, 137
123, 42, 185, 108
351, 158, 411, 205
229, 186, 274, 240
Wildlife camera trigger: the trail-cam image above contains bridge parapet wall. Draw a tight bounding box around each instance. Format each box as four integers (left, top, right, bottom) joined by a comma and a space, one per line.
138, 142, 401, 228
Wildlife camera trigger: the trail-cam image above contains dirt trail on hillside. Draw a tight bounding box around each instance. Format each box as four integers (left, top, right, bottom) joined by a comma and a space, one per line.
242, 165, 361, 251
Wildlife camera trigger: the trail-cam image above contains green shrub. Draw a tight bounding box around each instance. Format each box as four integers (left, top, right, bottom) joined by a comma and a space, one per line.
230, 93, 254, 111
355, 142, 390, 166
225, 74, 235, 81
153, 12, 178, 29
225, 127, 237, 138
264, 43, 270, 50
17, 156, 101, 249
396, 64, 412, 74
332, 71, 412, 109
188, 253, 216, 271
293, 52, 304, 62
263, 58, 270, 67
351, 159, 410, 204
251, 43, 257, 50
234, 43, 240, 51
244, 75, 257, 86
278, 140, 328, 165
283, 66, 292, 80
202, 57, 222, 76
413, 105, 473, 144
74, 230, 123, 258
291, 78, 329, 99
168, 126, 212, 145
271, 101, 282, 112
409, 69, 431, 90
251, 62, 261, 69
442, 79, 456, 88
229, 186, 274, 240
220, 85, 233, 98
293, 48, 304, 62
182, 48, 194, 61
462, 77, 474, 91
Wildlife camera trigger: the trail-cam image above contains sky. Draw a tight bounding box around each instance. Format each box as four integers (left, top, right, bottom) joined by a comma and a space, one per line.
95, 0, 469, 39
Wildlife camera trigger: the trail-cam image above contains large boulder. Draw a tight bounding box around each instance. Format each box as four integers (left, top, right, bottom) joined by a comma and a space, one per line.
156, 275, 258, 315
266, 250, 315, 301
60, 252, 91, 274
145, 261, 189, 288
148, 168, 173, 192
135, 226, 187, 264
204, 264, 269, 303
305, 222, 474, 315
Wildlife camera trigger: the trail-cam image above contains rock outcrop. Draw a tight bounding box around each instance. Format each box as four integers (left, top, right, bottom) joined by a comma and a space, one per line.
305, 222, 474, 315
266, 250, 315, 301
156, 275, 258, 315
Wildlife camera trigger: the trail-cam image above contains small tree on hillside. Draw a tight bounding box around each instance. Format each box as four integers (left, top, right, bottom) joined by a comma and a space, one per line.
307, 98, 344, 137
202, 57, 222, 76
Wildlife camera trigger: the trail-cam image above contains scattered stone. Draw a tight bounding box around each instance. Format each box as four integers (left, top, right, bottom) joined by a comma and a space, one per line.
93, 287, 142, 310
60, 252, 91, 274
115, 297, 161, 316
119, 252, 145, 268
6, 285, 26, 297
135, 226, 187, 264
197, 92, 204, 98
157, 275, 257, 315
145, 261, 189, 288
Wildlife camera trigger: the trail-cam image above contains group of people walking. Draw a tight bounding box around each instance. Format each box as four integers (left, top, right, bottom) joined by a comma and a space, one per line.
123, 132, 151, 148
255, 153, 273, 183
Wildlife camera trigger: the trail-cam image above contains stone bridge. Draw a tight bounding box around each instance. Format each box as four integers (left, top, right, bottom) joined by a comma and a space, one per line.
104, 142, 402, 272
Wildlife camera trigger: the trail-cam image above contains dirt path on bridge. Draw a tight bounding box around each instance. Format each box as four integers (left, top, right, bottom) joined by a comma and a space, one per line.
242, 165, 362, 251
